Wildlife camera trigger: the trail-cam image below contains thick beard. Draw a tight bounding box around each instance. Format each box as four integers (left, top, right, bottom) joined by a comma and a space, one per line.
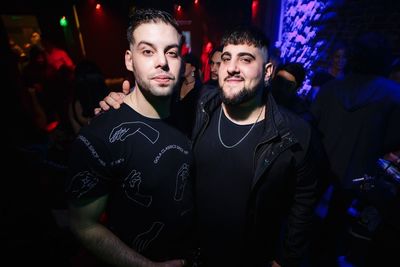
219, 86, 259, 106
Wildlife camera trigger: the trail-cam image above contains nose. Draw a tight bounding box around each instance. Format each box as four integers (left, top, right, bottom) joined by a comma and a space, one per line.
226, 60, 239, 75
155, 53, 168, 70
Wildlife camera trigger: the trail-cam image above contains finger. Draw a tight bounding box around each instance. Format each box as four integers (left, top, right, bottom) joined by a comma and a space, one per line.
116, 92, 127, 100
99, 100, 111, 111
94, 107, 102, 116
122, 80, 131, 94
109, 91, 125, 104
103, 94, 122, 109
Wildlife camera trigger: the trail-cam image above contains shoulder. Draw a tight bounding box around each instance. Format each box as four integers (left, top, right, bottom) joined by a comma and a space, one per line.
199, 86, 219, 103
313, 77, 340, 100
278, 106, 311, 131
277, 105, 313, 148
374, 77, 400, 100
312, 70, 334, 86
78, 106, 128, 141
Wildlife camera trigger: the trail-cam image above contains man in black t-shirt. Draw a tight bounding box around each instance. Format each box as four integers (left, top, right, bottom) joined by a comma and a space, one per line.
66, 9, 195, 267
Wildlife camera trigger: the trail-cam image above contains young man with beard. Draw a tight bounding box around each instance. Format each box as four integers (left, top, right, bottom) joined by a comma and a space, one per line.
66, 9, 195, 267
100, 26, 320, 267
192, 26, 319, 267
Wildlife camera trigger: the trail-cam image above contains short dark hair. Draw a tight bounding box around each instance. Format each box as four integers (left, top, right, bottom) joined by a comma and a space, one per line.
127, 8, 181, 45
330, 40, 347, 54
209, 45, 223, 58
277, 62, 306, 88
183, 52, 200, 70
221, 25, 270, 61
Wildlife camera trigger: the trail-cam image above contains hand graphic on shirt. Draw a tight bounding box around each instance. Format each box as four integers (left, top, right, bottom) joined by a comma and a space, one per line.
174, 163, 190, 201
122, 169, 152, 207
67, 171, 99, 198
109, 121, 159, 144
132, 221, 164, 252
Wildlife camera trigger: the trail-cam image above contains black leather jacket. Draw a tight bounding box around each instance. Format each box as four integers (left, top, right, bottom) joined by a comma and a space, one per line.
192, 90, 320, 267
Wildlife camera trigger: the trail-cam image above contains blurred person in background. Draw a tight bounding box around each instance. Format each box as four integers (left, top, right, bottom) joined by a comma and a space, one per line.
203, 45, 222, 87
309, 41, 348, 103
68, 60, 110, 134
171, 52, 203, 137
309, 32, 400, 267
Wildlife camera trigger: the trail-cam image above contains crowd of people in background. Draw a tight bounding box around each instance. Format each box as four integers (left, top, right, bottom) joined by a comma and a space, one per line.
4, 29, 112, 266
3, 6, 400, 267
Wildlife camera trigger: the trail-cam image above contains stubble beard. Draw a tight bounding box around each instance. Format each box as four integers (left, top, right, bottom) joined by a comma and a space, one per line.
135, 75, 176, 100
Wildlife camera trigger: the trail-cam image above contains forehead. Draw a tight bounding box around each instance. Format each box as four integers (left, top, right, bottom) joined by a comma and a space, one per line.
132, 22, 180, 46
277, 70, 296, 82
334, 49, 346, 56
222, 44, 267, 60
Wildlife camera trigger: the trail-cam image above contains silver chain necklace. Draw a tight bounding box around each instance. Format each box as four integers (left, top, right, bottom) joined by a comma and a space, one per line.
217, 105, 264, 149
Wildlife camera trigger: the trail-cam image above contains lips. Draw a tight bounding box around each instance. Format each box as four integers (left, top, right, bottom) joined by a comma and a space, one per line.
153, 77, 171, 83
152, 74, 174, 84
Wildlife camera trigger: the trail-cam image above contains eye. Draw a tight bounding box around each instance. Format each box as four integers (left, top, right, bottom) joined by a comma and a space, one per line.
240, 57, 252, 63
166, 50, 178, 58
221, 56, 230, 62
142, 50, 154, 56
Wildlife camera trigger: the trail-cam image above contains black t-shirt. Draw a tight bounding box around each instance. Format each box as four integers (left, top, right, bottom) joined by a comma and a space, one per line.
66, 103, 196, 261
194, 106, 264, 267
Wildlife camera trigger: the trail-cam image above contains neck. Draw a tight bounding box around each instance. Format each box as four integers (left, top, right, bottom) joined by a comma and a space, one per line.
180, 78, 196, 99
124, 87, 171, 119
184, 77, 195, 84
222, 95, 266, 125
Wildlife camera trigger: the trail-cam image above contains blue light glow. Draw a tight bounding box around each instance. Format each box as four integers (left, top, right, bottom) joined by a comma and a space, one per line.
277, 0, 336, 94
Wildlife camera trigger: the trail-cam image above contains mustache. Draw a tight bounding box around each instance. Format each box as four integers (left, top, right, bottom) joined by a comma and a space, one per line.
223, 75, 243, 81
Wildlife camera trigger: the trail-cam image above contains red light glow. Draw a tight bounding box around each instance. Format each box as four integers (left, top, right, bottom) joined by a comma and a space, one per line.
251, 0, 259, 21
46, 121, 59, 132
96, 3, 101, 10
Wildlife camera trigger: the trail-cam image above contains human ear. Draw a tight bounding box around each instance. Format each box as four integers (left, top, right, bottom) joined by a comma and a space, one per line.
264, 62, 273, 84
125, 50, 133, 72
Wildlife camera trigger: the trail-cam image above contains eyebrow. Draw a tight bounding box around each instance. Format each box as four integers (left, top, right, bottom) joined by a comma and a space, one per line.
221, 51, 255, 59
165, 44, 180, 52
136, 41, 155, 49
136, 41, 179, 52
221, 51, 231, 57
237, 52, 255, 59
